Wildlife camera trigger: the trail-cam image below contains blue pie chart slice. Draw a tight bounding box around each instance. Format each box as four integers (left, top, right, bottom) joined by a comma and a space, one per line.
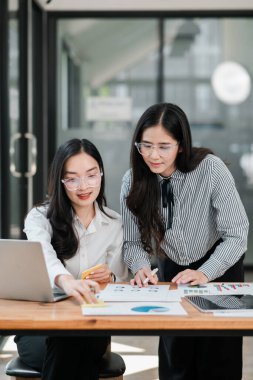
131, 305, 170, 313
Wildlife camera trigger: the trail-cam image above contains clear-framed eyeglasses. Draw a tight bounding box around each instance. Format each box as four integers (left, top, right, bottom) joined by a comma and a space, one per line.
61, 172, 103, 191
135, 142, 178, 157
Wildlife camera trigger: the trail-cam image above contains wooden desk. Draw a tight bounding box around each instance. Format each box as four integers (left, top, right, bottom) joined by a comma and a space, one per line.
1, 295, 253, 337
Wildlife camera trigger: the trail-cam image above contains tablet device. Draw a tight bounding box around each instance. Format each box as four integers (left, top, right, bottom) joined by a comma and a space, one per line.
185, 294, 253, 313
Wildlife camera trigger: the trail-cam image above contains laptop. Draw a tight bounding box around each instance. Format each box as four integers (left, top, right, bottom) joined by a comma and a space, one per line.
0, 239, 68, 302
186, 294, 253, 313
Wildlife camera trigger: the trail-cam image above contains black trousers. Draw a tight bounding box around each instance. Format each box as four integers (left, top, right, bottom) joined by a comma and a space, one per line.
15, 335, 110, 380
157, 240, 245, 380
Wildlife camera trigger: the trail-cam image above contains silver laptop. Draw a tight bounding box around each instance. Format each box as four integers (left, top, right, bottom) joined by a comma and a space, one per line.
0, 239, 68, 302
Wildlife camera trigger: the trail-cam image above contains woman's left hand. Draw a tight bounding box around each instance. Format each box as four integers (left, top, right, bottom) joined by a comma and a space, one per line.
172, 269, 208, 285
86, 264, 113, 283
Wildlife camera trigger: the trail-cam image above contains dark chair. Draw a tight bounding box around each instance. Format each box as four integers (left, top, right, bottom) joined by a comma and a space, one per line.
6, 351, 125, 380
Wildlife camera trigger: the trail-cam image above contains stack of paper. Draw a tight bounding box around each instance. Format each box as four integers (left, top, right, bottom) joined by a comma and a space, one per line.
81, 284, 185, 316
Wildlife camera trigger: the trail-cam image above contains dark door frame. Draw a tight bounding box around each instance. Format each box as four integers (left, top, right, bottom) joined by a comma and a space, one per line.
0, 0, 10, 237
0, 0, 48, 237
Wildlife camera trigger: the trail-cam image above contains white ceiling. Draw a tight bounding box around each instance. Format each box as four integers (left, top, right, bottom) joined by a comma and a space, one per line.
35, 0, 253, 12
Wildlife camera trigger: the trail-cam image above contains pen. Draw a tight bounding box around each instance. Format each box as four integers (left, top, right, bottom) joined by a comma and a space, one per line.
143, 268, 159, 284
221, 283, 230, 291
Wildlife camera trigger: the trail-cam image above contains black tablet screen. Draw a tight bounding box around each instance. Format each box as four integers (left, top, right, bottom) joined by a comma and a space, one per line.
186, 294, 253, 311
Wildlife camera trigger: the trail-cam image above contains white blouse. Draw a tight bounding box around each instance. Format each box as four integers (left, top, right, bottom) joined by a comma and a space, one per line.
24, 202, 128, 287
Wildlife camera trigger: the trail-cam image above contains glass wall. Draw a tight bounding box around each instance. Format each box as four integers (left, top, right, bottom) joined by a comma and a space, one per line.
163, 18, 253, 263
56, 17, 253, 264
56, 18, 159, 212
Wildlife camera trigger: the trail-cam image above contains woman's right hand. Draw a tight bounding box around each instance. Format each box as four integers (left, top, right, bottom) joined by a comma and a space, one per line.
130, 266, 158, 287
55, 274, 100, 304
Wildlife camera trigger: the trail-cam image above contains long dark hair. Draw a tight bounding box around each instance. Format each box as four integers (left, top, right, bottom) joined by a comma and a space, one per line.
126, 103, 213, 256
44, 138, 107, 262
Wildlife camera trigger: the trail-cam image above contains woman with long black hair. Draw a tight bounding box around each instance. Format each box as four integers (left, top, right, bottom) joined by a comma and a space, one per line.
120, 103, 249, 380
15, 138, 127, 380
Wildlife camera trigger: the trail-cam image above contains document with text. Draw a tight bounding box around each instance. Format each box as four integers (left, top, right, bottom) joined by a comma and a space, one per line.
98, 284, 181, 302
178, 283, 253, 296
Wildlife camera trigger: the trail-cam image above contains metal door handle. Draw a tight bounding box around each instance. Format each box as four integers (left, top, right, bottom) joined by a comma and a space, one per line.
9, 133, 22, 178
25, 133, 37, 177
9, 133, 37, 178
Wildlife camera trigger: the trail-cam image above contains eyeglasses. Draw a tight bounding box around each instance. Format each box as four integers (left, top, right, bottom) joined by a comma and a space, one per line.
61, 173, 103, 191
135, 142, 178, 157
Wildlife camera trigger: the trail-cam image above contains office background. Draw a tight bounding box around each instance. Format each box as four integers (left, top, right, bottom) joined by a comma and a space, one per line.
0, 0, 252, 264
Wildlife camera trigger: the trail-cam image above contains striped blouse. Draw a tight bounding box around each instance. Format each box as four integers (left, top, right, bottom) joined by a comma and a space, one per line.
120, 154, 249, 281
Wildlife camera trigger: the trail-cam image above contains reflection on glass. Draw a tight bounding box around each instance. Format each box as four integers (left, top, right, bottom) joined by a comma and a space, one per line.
57, 19, 158, 136
57, 18, 159, 211
8, 13, 21, 238
164, 18, 253, 263
240, 144, 253, 187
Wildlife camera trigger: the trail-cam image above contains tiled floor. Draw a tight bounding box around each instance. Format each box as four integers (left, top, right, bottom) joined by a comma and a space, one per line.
1, 270, 253, 379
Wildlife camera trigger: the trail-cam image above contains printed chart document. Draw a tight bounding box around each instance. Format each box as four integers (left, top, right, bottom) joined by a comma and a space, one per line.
178, 283, 253, 296
98, 284, 181, 302
82, 302, 187, 316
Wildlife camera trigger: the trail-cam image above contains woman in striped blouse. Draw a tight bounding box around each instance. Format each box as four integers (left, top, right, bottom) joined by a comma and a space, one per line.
120, 103, 249, 380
